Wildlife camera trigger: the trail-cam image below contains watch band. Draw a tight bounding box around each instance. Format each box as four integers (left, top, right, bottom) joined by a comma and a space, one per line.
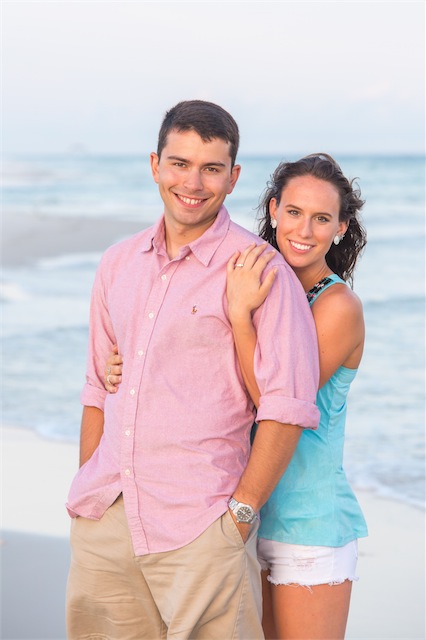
228, 497, 258, 524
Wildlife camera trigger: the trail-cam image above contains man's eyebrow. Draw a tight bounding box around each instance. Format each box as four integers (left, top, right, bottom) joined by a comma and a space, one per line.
166, 155, 227, 168
166, 155, 189, 163
203, 161, 227, 167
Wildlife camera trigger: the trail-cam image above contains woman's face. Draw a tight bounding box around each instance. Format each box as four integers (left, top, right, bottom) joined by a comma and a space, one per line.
270, 175, 348, 273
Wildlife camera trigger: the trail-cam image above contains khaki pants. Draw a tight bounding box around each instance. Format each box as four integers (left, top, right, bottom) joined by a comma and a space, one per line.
67, 496, 263, 639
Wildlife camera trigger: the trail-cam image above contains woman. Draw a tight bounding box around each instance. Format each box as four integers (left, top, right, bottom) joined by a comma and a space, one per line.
104, 153, 368, 639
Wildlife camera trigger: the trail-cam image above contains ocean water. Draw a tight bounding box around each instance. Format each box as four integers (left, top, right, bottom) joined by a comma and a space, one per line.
2, 154, 425, 510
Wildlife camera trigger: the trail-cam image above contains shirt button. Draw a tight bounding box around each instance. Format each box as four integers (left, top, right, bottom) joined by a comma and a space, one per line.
185, 256, 190, 261
124, 429, 131, 436
130, 388, 135, 396
161, 274, 167, 281
148, 312, 154, 319
137, 350, 144, 356
124, 469, 131, 476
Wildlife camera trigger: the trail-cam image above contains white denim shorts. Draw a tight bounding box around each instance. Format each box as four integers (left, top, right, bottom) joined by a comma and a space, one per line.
257, 537, 359, 588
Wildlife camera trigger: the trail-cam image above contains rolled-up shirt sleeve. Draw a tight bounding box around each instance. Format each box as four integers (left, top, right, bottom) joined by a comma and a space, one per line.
254, 262, 320, 429
80, 253, 117, 411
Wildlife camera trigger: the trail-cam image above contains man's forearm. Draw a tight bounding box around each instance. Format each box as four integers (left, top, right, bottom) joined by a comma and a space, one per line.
233, 419, 302, 512
79, 405, 104, 467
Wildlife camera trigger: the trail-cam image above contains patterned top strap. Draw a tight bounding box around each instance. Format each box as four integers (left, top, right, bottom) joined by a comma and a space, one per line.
306, 274, 345, 306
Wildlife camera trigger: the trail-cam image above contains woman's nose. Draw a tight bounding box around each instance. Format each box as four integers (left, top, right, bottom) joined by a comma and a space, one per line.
298, 218, 313, 238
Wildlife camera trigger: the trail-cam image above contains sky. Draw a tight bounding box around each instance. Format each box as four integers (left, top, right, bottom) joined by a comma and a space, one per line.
2, 1, 425, 156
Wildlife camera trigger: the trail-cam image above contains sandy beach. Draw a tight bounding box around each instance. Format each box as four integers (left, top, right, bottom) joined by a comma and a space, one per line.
1, 424, 424, 640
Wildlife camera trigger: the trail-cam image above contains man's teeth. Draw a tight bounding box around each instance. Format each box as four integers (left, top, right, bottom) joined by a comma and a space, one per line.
179, 196, 203, 205
291, 241, 311, 251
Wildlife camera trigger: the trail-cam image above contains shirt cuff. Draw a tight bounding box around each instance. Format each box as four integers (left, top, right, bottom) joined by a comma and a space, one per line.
256, 395, 320, 429
80, 383, 107, 412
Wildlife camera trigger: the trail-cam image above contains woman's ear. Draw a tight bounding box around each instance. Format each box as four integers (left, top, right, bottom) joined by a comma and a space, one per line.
338, 220, 349, 236
269, 198, 278, 224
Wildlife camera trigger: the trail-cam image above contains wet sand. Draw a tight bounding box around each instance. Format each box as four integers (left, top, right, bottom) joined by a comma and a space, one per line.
2, 212, 146, 266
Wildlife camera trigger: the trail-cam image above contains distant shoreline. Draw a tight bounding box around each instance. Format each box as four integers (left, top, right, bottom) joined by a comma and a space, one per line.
2, 212, 149, 266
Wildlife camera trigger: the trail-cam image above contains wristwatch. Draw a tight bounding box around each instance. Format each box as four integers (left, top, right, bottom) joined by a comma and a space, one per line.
228, 497, 258, 524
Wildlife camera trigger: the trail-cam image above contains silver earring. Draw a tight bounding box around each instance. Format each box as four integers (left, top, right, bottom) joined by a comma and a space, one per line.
270, 218, 277, 229
333, 234, 342, 245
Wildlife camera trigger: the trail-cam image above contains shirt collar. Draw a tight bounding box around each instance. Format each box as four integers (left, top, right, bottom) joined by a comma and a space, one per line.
140, 206, 231, 267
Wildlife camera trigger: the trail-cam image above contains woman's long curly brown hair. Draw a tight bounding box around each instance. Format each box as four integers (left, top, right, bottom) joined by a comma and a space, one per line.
257, 153, 367, 285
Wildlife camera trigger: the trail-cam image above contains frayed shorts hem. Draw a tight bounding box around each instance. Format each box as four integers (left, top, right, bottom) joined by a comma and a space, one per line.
265, 572, 359, 591
257, 538, 359, 588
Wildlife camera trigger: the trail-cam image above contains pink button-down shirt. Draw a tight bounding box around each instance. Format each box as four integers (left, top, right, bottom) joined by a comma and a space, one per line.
66, 206, 320, 555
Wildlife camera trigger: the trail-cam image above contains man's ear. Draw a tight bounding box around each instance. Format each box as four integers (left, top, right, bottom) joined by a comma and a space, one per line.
150, 152, 160, 184
227, 164, 241, 194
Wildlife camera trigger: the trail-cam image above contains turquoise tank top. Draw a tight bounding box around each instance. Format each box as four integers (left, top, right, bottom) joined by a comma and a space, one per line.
257, 274, 368, 547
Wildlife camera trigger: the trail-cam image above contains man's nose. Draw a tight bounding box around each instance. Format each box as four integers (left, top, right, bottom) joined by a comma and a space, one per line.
183, 169, 204, 192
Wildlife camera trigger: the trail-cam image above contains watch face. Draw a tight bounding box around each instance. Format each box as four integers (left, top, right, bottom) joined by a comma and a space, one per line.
236, 506, 254, 523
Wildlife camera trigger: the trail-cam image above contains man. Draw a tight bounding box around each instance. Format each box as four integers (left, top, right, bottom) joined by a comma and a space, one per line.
66, 100, 320, 639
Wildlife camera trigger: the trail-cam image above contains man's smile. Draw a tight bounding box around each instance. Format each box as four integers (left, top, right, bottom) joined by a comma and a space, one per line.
175, 194, 207, 207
